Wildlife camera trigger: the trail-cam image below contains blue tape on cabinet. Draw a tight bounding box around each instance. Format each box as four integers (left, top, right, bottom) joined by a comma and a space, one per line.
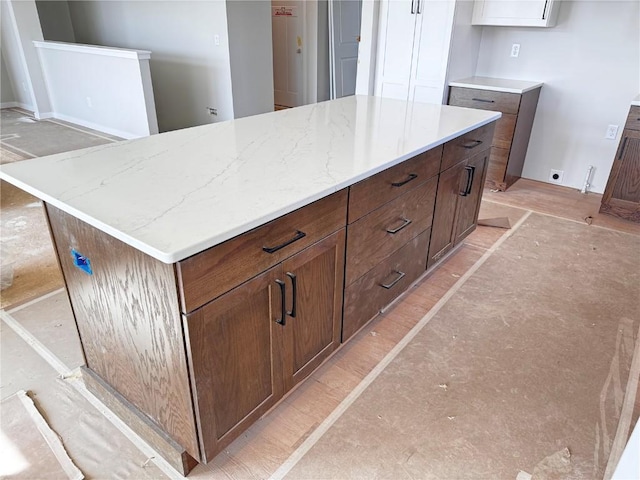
71, 249, 92, 275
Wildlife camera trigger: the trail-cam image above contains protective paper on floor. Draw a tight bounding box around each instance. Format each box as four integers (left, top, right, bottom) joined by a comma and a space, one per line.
284, 213, 640, 479
1, 390, 83, 480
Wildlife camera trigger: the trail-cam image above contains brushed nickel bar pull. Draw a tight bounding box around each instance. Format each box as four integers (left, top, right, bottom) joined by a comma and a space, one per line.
263, 230, 306, 253
471, 98, 495, 103
380, 270, 406, 289
386, 217, 412, 234
286, 272, 297, 318
391, 173, 418, 187
275, 279, 286, 325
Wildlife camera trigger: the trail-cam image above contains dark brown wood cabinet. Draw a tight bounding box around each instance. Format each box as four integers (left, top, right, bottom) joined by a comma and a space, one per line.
184, 229, 345, 461
428, 148, 490, 268
448, 83, 541, 191
600, 105, 640, 223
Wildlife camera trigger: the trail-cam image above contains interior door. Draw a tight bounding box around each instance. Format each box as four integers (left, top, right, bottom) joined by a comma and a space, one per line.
409, 0, 456, 104
272, 3, 304, 107
329, 0, 362, 98
373, 0, 416, 100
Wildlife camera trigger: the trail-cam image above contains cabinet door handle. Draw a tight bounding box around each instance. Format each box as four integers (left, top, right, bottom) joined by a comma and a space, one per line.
416, 0, 422, 14
275, 279, 286, 325
462, 139, 483, 149
618, 137, 628, 160
410, 0, 415, 14
386, 217, 412, 234
391, 173, 418, 187
286, 272, 297, 318
460, 165, 476, 197
380, 270, 406, 289
263, 230, 306, 254
542, 0, 549, 19
471, 98, 495, 104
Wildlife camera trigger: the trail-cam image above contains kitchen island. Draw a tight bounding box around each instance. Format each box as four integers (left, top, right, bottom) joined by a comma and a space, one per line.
0, 95, 500, 474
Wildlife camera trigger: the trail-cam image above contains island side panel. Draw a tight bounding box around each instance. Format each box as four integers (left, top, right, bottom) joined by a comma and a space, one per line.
45, 204, 200, 461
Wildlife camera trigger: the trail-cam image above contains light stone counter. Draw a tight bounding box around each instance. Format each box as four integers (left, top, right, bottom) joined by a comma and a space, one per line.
449, 76, 544, 94
0, 95, 499, 263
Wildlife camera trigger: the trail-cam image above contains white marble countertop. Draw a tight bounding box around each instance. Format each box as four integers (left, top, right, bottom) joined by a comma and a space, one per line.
631, 94, 640, 106
0, 95, 500, 263
449, 76, 544, 94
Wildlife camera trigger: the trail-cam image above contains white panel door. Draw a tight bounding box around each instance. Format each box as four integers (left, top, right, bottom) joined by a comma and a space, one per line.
330, 0, 362, 98
272, 4, 303, 107
409, 0, 455, 105
374, 0, 417, 101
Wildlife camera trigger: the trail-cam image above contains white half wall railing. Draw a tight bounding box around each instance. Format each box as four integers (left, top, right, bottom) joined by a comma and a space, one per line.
34, 41, 159, 139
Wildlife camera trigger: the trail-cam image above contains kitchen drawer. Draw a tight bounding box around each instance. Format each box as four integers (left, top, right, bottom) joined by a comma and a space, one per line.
493, 114, 517, 150
626, 106, 640, 131
348, 146, 441, 223
346, 176, 436, 286
441, 122, 495, 172
178, 189, 347, 313
449, 87, 520, 115
342, 229, 430, 341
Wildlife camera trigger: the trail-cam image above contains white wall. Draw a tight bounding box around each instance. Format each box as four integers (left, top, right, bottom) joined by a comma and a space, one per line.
36, 41, 158, 138
317, 0, 330, 101
226, 0, 274, 119
1, 0, 52, 117
1, 50, 17, 106
445, 0, 482, 96
35, 0, 75, 42
355, 0, 379, 95
475, 1, 640, 193
68, 0, 235, 132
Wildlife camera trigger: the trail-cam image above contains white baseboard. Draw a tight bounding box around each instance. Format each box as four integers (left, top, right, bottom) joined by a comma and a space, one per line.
51, 113, 146, 140
35, 111, 54, 120
0, 102, 19, 109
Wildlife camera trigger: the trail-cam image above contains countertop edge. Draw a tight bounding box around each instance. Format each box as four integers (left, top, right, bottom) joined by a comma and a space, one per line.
1, 110, 501, 264
449, 80, 544, 94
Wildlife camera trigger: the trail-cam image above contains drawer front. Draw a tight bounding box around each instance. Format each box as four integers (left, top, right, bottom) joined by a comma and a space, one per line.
449, 87, 521, 115
346, 176, 437, 286
342, 229, 430, 341
441, 122, 495, 171
348, 146, 442, 223
626, 106, 640, 131
178, 189, 347, 313
493, 114, 517, 150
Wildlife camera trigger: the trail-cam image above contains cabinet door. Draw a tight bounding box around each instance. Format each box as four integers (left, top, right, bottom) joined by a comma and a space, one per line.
454, 150, 489, 244
185, 266, 285, 462
409, 0, 455, 104
427, 161, 466, 268
281, 229, 345, 390
600, 129, 640, 222
472, 0, 559, 27
374, 0, 416, 100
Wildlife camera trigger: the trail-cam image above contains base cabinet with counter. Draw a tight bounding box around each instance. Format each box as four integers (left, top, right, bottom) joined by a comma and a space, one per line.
448, 77, 542, 191
2, 96, 499, 475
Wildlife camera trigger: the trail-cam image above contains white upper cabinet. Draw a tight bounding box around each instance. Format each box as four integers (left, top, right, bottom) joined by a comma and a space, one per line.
472, 0, 560, 27
375, 0, 456, 105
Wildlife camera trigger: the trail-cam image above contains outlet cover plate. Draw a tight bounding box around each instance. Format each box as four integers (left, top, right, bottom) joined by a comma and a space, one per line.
549, 169, 564, 184
605, 125, 619, 140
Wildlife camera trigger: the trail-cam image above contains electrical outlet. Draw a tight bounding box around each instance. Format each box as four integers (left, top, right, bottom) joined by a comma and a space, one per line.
214, 34, 220, 46
605, 125, 619, 140
511, 43, 520, 58
207, 107, 217, 116
549, 169, 564, 184
86, 97, 93, 108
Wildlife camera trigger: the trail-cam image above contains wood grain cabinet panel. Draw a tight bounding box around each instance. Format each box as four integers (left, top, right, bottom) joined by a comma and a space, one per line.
348, 146, 442, 223
281, 229, 345, 389
441, 122, 495, 171
600, 128, 640, 222
625, 106, 640, 131
448, 85, 541, 190
343, 229, 430, 341
346, 176, 437, 285
184, 266, 286, 462
178, 189, 347, 313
